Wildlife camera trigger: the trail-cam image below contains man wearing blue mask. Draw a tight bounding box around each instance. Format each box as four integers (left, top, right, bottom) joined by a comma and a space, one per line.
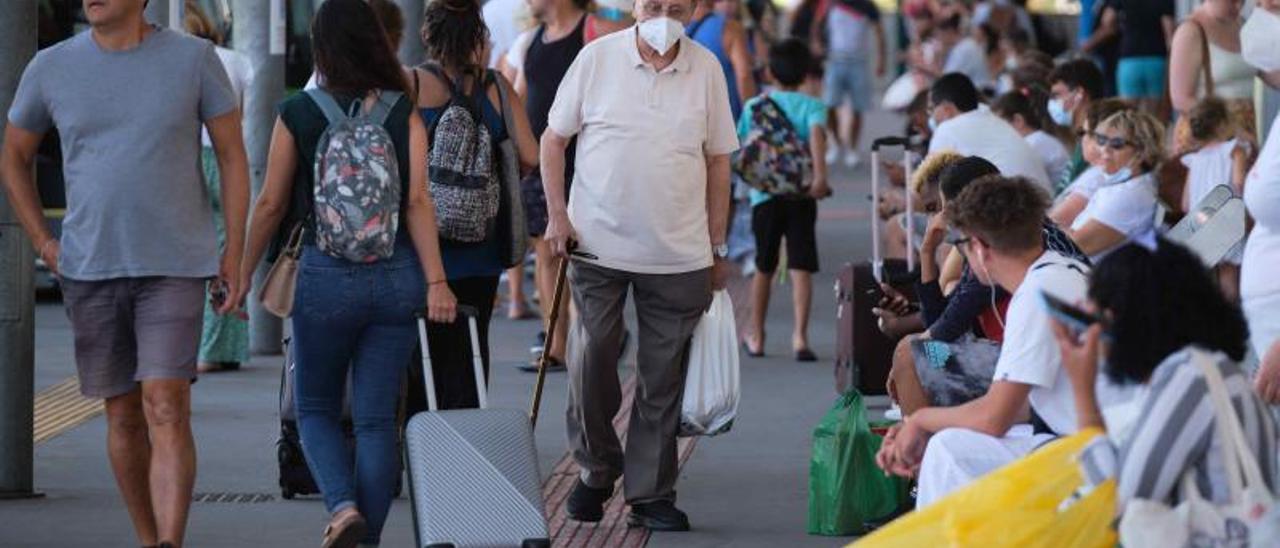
540, 0, 739, 531
1047, 59, 1107, 195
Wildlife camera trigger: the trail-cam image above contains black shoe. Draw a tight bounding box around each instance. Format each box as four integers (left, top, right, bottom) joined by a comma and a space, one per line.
517, 353, 566, 373
566, 479, 613, 522
627, 500, 690, 532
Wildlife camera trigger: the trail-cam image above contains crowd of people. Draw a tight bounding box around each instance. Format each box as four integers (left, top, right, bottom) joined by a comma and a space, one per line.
5, 0, 1280, 546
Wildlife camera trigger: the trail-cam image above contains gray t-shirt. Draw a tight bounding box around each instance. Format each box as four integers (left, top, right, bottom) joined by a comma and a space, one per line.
8, 26, 236, 280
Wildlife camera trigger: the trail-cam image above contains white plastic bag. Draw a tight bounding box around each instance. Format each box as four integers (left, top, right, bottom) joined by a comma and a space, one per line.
680, 291, 740, 437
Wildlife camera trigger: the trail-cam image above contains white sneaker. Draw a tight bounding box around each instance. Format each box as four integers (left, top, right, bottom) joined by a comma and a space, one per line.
844, 150, 861, 168
884, 404, 903, 421
825, 146, 840, 166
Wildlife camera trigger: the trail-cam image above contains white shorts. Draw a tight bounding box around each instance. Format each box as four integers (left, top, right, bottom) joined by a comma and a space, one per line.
915, 425, 1056, 509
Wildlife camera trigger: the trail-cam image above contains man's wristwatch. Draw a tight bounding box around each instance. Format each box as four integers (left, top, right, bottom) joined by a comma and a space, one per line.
713, 243, 729, 259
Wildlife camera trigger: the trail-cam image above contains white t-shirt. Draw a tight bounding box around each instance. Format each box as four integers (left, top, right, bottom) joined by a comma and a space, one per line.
1070, 171, 1159, 262
506, 29, 537, 75
546, 30, 740, 274
826, 4, 877, 60
1026, 130, 1070, 186
1242, 113, 1280, 302
1066, 165, 1106, 200
201, 46, 253, 147
943, 38, 990, 88
993, 251, 1091, 435
1182, 139, 1238, 209
929, 108, 1051, 190
483, 0, 525, 68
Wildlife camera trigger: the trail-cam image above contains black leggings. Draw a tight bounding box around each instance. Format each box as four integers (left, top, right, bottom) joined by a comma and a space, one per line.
407, 276, 500, 412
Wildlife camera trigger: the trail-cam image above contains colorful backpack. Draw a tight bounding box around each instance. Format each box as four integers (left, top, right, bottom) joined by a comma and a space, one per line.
733, 96, 813, 198
307, 89, 404, 263
422, 65, 501, 244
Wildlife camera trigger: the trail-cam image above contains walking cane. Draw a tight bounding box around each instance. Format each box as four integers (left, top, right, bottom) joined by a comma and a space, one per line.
529, 255, 570, 427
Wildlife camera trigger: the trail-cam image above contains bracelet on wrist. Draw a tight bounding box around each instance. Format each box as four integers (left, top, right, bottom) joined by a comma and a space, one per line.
427, 279, 447, 286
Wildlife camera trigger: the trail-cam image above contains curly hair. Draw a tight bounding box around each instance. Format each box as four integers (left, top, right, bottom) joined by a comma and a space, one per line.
910, 151, 965, 195
1097, 110, 1165, 172
421, 0, 490, 80
1089, 237, 1249, 385
945, 175, 1049, 253
1187, 96, 1234, 144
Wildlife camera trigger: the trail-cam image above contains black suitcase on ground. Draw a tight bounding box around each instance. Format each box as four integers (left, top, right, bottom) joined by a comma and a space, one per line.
276, 337, 404, 500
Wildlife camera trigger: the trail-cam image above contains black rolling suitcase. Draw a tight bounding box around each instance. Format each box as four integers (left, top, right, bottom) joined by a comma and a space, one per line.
833, 137, 920, 395
276, 337, 404, 499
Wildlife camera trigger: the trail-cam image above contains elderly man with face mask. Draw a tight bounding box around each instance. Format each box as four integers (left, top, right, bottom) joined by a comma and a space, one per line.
539, 0, 738, 532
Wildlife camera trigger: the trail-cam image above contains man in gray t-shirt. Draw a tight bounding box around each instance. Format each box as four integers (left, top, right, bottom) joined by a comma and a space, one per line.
0, 1, 248, 545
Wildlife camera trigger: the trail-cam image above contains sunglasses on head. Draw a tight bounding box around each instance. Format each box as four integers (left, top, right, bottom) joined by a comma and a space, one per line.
1092, 132, 1132, 150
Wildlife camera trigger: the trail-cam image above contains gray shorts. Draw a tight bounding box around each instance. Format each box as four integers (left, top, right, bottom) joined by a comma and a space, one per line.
911, 335, 1000, 407
61, 277, 205, 399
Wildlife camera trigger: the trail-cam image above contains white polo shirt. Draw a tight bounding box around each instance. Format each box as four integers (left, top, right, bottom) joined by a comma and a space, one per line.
547, 28, 740, 274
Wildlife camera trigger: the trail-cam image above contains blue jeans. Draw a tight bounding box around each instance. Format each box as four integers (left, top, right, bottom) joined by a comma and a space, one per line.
292, 242, 424, 545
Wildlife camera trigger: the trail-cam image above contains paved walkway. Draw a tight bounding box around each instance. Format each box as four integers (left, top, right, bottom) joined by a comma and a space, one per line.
2, 111, 902, 547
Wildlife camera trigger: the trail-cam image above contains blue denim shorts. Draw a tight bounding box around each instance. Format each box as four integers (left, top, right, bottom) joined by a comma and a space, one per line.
823, 57, 873, 111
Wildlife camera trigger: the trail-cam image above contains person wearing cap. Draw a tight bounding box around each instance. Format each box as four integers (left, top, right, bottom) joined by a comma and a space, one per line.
587, 0, 636, 41
541, 0, 739, 530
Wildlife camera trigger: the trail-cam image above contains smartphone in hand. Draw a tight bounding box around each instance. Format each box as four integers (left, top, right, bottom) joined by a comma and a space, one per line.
1041, 291, 1108, 338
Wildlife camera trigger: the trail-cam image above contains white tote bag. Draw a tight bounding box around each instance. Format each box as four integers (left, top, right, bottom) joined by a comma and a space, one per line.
679, 291, 740, 437
1119, 349, 1278, 547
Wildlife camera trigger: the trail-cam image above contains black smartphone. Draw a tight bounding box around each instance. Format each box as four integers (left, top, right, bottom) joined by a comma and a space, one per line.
1041, 291, 1106, 335
210, 279, 227, 309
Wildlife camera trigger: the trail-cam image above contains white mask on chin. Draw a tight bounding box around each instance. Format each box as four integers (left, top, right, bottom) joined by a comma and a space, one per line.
1241, 7, 1280, 72
638, 17, 685, 55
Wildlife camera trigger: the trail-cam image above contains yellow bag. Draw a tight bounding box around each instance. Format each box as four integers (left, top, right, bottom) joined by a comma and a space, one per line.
852, 429, 1116, 548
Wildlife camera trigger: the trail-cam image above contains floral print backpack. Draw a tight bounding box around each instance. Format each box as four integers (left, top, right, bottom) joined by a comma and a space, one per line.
307, 89, 403, 263
733, 96, 813, 198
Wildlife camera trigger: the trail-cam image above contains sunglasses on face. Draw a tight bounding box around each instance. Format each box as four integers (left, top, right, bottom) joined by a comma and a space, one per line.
1092, 132, 1132, 151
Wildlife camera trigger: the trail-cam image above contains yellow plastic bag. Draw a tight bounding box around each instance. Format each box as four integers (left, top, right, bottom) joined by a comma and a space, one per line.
852, 429, 1116, 548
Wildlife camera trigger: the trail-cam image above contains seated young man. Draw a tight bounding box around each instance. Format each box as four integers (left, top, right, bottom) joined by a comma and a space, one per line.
876, 175, 1098, 508
882, 158, 1090, 414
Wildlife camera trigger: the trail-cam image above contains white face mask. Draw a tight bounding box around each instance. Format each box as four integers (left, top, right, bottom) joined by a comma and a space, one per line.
1241, 7, 1280, 72
638, 16, 684, 55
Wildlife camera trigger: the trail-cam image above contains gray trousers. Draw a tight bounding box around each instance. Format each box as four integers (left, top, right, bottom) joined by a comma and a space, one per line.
566, 261, 712, 504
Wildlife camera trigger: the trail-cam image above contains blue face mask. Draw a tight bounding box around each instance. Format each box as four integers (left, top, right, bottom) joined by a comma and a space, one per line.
1047, 98, 1072, 127
596, 7, 629, 21
1104, 167, 1133, 185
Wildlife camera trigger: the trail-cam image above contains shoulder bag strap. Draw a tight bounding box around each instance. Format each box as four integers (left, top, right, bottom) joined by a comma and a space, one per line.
1190, 349, 1269, 498
491, 69, 517, 141
1189, 19, 1215, 97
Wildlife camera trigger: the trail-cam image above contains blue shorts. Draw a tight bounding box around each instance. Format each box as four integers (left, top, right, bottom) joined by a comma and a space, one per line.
1116, 57, 1167, 99
823, 58, 873, 111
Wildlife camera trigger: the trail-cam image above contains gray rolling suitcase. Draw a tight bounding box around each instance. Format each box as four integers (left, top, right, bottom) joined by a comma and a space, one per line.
405, 306, 551, 548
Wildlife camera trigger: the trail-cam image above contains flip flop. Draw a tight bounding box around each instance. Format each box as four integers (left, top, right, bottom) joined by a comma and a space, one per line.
795, 348, 818, 362
741, 341, 764, 358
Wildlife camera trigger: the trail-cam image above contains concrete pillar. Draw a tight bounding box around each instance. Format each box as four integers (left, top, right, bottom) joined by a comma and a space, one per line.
234, 0, 286, 355
395, 0, 425, 66
0, 0, 38, 499
144, 0, 184, 29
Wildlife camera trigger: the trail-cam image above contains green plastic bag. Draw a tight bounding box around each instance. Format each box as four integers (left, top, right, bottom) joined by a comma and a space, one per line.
807, 390, 910, 536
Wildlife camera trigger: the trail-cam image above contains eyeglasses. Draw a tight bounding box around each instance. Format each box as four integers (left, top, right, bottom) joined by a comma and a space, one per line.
1091, 132, 1132, 151
947, 235, 972, 247
639, 1, 689, 18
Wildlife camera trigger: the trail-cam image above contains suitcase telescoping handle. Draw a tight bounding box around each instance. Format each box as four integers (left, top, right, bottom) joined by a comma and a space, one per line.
415, 305, 485, 412
869, 136, 915, 283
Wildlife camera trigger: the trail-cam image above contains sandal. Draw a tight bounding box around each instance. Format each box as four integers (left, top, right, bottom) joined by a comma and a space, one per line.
741, 340, 764, 358
321, 510, 367, 548
794, 348, 818, 362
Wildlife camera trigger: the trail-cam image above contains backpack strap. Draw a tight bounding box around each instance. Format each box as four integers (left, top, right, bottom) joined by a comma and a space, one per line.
364, 91, 404, 126
492, 69, 517, 141
305, 89, 349, 125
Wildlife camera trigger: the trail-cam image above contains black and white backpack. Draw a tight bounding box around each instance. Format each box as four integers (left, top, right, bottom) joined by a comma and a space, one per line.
421, 64, 500, 243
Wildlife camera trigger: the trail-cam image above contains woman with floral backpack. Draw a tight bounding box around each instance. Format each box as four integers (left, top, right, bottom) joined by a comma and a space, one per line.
239, 1, 456, 546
